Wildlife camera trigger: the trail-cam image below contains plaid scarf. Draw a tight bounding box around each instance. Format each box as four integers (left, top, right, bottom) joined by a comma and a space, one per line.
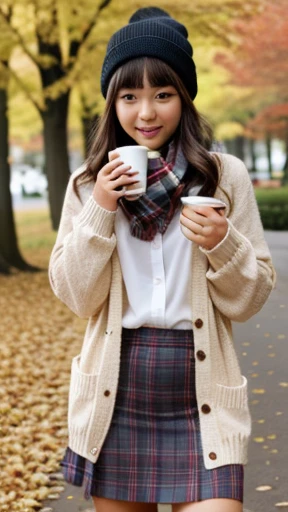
119, 143, 188, 241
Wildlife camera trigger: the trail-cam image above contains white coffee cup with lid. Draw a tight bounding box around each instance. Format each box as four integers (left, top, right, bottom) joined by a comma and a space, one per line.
116, 145, 149, 197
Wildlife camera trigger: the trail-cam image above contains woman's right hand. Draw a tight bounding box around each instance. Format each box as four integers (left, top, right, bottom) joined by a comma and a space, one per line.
93, 151, 139, 211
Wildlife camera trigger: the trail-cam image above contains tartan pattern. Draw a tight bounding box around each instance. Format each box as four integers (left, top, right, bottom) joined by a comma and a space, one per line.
119, 144, 187, 241
61, 327, 244, 503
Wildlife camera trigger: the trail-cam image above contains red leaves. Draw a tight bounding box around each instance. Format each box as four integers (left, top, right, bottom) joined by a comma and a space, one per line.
215, 0, 288, 138
215, 0, 288, 90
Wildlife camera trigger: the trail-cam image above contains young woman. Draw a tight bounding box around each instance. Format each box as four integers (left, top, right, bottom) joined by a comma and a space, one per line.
49, 7, 276, 512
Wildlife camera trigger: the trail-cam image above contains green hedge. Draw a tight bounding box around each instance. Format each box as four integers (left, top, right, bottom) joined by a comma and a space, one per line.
254, 187, 288, 230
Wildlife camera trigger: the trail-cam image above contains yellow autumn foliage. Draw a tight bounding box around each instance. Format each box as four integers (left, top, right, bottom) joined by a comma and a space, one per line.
1, 0, 264, 143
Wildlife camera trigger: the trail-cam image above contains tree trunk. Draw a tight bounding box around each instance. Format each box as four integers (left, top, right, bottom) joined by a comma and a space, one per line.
42, 93, 71, 230
281, 125, 288, 185
224, 136, 245, 160
233, 136, 245, 161
36, 0, 112, 229
248, 138, 257, 172
223, 139, 233, 154
0, 88, 39, 274
265, 136, 272, 178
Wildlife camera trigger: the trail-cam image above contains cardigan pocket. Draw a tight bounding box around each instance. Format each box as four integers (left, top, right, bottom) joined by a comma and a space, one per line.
68, 354, 98, 431
214, 375, 248, 409
214, 375, 251, 438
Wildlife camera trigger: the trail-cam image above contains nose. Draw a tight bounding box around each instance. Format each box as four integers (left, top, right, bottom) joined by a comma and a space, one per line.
139, 100, 156, 121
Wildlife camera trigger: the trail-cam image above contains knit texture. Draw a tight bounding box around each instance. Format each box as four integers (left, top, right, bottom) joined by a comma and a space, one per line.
49, 153, 276, 469
101, 7, 197, 99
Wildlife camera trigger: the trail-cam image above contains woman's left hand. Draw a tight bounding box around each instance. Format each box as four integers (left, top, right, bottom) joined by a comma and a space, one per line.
180, 205, 228, 250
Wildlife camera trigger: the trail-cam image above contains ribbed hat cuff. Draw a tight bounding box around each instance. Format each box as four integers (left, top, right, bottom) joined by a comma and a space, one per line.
101, 39, 197, 99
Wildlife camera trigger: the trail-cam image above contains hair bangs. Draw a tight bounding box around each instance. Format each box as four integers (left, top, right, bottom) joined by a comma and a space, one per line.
110, 57, 180, 94
143, 58, 180, 89
111, 58, 146, 91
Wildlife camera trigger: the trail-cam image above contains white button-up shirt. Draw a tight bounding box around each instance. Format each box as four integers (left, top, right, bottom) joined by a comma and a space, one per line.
115, 207, 193, 329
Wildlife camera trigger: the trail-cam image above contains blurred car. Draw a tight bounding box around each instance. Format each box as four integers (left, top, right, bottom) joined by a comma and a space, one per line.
10, 165, 48, 197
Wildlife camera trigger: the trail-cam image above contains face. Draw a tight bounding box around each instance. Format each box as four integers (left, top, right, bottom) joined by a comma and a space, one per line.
115, 73, 182, 150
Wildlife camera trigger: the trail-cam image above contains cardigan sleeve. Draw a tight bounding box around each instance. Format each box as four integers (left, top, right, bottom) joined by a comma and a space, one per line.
202, 155, 276, 322
48, 171, 117, 318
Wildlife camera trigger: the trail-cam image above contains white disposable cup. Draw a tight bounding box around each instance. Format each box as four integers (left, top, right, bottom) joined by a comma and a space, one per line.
116, 145, 149, 196
180, 196, 226, 239
181, 196, 226, 209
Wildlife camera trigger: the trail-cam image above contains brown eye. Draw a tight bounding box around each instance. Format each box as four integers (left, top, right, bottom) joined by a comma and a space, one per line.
157, 92, 172, 99
122, 94, 135, 100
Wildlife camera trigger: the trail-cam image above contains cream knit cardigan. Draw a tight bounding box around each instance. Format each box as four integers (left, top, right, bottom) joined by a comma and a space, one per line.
49, 153, 276, 469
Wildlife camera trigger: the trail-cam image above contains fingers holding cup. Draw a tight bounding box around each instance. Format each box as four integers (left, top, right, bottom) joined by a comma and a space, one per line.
180, 197, 228, 250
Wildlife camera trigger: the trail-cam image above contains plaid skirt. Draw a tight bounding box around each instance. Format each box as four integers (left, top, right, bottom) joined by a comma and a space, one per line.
61, 327, 244, 503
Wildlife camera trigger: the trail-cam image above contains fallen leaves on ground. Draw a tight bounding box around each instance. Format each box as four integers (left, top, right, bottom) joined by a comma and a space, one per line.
256, 485, 273, 491
253, 436, 265, 443
252, 388, 266, 394
0, 269, 85, 511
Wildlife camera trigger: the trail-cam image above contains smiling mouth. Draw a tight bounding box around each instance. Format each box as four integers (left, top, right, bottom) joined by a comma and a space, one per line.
136, 127, 162, 137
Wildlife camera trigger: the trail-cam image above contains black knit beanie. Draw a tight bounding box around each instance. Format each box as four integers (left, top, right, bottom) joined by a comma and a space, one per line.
101, 7, 197, 100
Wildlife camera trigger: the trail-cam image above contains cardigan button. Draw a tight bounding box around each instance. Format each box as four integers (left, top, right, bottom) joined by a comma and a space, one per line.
195, 318, 203, 328
196, 350, 206, 361
209, 452, 217, 460
90, 447, 98, 455
104, 390, 111, 397
201, 404, 211, 414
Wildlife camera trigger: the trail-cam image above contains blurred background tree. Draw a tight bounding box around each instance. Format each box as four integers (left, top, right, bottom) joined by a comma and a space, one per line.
0, 4, 39, 273
1, 0, 112, 230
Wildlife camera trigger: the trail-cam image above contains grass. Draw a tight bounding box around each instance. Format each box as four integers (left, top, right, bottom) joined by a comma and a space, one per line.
14, 208, 56, 267
254, 186, 288, 230
15, 208, 56, 250
254, 186, 288, 205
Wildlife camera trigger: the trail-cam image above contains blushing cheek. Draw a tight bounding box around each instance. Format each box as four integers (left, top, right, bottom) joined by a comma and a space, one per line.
116, 105, 135, 132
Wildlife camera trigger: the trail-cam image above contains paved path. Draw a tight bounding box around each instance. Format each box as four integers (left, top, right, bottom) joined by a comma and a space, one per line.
41, 231, 288, 512
12, 194, 48, 211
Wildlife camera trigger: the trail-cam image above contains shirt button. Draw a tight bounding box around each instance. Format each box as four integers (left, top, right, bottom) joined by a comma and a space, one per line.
201, 404, 211, 414
154, 277, 162, 285
104, 390, 111, 397
196, 350, 206, 361
209, 452, 217, 460
195, 318, 203, 328
90, 447, 98, 455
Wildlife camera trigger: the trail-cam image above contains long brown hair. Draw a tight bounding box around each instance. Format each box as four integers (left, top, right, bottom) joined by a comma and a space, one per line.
75, 57, 220, 196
